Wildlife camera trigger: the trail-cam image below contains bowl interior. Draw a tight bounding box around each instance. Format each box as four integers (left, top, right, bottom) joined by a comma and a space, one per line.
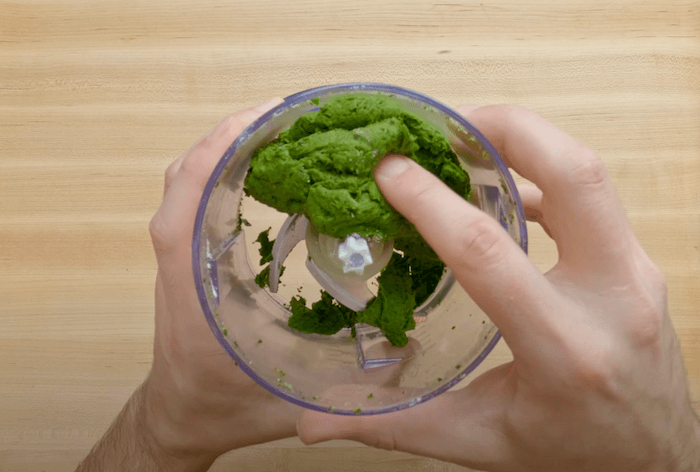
193, 83, 527, 415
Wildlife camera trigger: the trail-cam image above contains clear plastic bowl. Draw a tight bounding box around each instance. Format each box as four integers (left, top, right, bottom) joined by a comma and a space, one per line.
193, 83, 527, 415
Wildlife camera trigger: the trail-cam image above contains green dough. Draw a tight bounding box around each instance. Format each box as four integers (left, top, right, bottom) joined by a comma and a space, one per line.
288, 291, 357, 335
244, 94, 470, 347
356, 253, 416, 347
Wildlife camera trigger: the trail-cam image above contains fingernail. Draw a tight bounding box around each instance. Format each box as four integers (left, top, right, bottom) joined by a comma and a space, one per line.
375, 155, 411, 180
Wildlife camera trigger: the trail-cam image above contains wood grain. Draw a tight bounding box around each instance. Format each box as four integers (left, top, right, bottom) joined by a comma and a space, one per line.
1, 1, 699, 471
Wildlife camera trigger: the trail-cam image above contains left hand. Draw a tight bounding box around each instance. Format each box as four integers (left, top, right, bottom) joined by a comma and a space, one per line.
143, 98, 302, 465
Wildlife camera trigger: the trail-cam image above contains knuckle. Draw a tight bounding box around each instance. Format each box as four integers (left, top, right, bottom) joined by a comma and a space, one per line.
178, 153, 206, 179
149, 213, 174, 254
625, 259, 667, 348
564, 341, 619, 398
451, 218, 505, 272
648, 266, 668, 299
626, 285, 665, 348
219, 114, 240, 137
369, 430, 397, 451
628, 303, 663, 348
396, 170, 444, 219
196, 130, 219, 156
503, 104, 536, 126
505, 103, 531, 117
222, 111, 258, 137
410, 177, 441, 203
164, 160, 181, 188
565, 148, 608, 188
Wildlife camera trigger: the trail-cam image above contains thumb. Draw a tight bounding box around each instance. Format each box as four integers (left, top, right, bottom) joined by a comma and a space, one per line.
297, 362, 516, 470
296, 392, 461, 454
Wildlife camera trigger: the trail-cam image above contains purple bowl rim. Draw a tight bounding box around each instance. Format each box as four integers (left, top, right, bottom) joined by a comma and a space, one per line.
192, 82, 527, 415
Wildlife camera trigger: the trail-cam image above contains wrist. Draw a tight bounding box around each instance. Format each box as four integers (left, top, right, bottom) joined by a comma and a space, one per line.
139, 378, 219, 472
76, 381, 216, 472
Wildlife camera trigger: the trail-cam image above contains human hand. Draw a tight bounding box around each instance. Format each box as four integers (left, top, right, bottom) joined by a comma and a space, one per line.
297, 105, 700, 472
142, 99, 302, 467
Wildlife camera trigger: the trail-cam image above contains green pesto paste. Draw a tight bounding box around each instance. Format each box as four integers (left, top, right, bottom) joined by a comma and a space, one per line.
245, 94, 470, 347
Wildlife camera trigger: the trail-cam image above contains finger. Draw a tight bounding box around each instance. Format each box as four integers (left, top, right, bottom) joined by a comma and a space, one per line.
518, 184, 553, 238
150, 98, 284, 262
460, 105, 636, 276
374, 155, 558, 350
174, 97, 284, 198
161, 95, 278, 198
297, 362, 516, 470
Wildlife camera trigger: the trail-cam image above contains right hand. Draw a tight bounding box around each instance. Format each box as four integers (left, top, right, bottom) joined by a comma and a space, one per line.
297, 105, 700, 472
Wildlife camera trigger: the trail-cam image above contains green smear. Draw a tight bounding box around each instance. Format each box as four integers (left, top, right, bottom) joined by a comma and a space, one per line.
357, 253, 416, 347
288, 291, 357, 335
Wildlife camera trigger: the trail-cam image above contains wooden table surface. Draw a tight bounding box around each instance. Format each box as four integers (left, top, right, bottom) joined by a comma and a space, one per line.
1, 1, 698, 471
